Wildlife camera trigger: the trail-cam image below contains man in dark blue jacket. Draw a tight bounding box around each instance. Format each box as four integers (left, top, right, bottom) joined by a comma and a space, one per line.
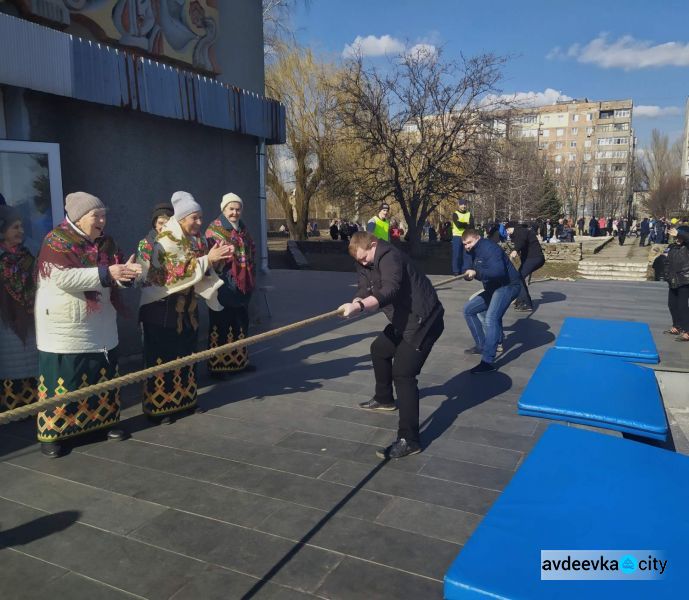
461, 229, 522, 373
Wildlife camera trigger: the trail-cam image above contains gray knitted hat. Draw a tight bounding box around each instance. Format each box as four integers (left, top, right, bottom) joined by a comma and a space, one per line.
171, 191, 202, 220
65, 192, 105, 222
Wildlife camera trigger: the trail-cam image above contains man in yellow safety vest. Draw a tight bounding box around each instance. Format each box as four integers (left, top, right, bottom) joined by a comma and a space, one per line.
452, 198, 474, 275
367, 203, 391, 241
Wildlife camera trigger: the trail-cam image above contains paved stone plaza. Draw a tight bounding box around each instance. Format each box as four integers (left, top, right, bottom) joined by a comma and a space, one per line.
1, 271, 687, 599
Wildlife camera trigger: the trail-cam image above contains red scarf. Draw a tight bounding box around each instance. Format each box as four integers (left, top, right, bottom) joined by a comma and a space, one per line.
206, 215, 256, 295
37, 220, 125, 314
0, 243, 35, 342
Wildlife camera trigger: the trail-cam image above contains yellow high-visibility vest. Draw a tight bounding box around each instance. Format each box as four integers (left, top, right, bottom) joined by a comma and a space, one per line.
373, 216, 390, 241
452, 210, 471, 236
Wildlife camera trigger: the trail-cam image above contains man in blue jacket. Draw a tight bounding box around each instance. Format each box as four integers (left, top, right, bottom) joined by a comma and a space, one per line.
461, 229, 522, 373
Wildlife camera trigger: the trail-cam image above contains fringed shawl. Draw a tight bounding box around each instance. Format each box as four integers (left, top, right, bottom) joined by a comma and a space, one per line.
205, 215, 256, 295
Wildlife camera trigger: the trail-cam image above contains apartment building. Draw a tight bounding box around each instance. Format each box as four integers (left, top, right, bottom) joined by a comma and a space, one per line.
505, 98, 635, 217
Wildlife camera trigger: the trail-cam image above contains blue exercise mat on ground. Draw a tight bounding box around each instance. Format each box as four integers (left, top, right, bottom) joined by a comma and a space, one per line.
444, 424, 689, 599
555, 317, 659, 363
517, 348, 667, 440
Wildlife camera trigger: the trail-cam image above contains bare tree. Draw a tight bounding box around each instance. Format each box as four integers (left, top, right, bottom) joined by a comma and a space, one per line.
335, 49, 507, 252
265, 46, 337, 240
592, 168, 624, 218
263, 0, 303, 60
638, 129, 684, 217
554, 156, 592, 219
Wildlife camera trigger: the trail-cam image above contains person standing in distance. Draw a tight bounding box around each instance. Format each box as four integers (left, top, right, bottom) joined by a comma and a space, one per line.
367, 202, 391, 241
506, 221, 545, 312
462, 229, 521, 374
451, 198, 474, 275
339, 232, 444, 459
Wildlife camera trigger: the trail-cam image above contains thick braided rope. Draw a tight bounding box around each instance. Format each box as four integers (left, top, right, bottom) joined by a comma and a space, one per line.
0, 274, 462, 425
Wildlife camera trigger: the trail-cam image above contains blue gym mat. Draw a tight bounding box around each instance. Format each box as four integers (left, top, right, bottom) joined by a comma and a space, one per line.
444, 425, 689, 599
518, 348, 667, 440
555, 317, 659, 363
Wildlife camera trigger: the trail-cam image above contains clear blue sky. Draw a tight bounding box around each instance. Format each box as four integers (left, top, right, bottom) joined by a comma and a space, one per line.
292, 0, 689, 149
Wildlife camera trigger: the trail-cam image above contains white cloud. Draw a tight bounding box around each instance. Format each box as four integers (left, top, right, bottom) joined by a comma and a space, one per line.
483, 88, 572, 108
342, 35, 405, 58
407, 43, 437, 59
549, 34, 689, 70
634, 105, 682, 118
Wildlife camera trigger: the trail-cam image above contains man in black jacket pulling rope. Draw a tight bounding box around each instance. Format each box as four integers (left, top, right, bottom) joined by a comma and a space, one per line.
339, 232, 444, 459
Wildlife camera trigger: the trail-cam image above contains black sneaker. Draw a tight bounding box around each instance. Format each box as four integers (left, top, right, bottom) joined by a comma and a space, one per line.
376, 438, 421, 459
358, 399, 397, 411
514, 304, 533, 312
464, 346, 482, 355
470, 361, 497, 374
107, 428, 128, 441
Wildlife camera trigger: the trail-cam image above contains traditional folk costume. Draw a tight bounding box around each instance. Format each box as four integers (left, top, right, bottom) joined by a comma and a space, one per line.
0, 216, 39, 412
205, 213, 256, 374
138, 198, 223, 418
34, 214, 124, 444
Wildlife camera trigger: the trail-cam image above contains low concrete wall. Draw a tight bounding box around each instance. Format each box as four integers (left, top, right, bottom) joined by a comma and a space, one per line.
541, 242, 582, 262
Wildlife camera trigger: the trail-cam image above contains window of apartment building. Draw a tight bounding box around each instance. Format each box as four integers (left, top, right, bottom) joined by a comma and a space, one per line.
597, 124, 613, 133
599, 109, 614, 119
571, 127, 578, 135
539, 143, 549, 150
614, 109, 630, 118
572, 114, 580, 122
570, 141, 577, 148
555, 154, 562, 162
597, 137, 628, 145
611, 163, 625, 171
613, 176, 626, 185
568, 153, 576, 161
555, 141, 564, 149
541, 129, 550, 137
584, 153, 592, 161
556, 128, 564, 136
584, 140, 592, 147
586, 126, 594, 135
554, 167, 561, 174
518, 129, 537, 138
586, 113, 593, 121
555, 181, 561, 188
543, 115, 551, 122
614, 123, 629, 131
613, 150, 627, 159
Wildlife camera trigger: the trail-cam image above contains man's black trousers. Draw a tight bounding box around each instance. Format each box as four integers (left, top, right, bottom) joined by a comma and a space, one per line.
668, 285, 689, 332
370, 316, 444, 445
517, 257, 545, 308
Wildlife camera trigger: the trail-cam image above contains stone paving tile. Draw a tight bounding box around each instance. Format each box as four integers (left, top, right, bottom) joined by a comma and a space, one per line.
319, 459, 499, 515
276, 431, 429, 474
214, 460, 393, 520
374, 496, 483, 546
132, 422, 337, 478
170, 565, 319, 600
129, 509, 342, 594
255, 502, 458, 581
0, 550, 140, 600
420, 436, 523, 470
0, 498, 205, 600
418, 456, 516, 491
315, 556, 442, 599
0, 462, 167, 536
4, 444, 288, 530
448, 424, 543, 452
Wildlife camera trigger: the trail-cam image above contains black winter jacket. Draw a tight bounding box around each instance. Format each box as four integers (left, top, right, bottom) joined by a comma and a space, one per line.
666, 242, 689, 289
510, 225, 544, 263
355, 241, 443, 346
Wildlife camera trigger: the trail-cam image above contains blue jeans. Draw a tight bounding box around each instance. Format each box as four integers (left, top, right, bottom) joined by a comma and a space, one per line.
452, 236, 466, 275
464, 283, 521, 364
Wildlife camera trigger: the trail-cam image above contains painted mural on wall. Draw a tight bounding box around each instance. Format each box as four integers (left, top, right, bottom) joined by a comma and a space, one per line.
10, 0, 219, 73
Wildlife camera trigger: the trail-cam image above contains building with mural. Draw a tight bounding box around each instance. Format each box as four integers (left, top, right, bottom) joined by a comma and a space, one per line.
0, 0, 284, 353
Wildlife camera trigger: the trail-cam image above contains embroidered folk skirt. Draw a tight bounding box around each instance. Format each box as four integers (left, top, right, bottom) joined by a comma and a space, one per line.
36, 348, 120, 443
142, 323, 198, 416
1, 377, 38, 413
208, 305, 250, 373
